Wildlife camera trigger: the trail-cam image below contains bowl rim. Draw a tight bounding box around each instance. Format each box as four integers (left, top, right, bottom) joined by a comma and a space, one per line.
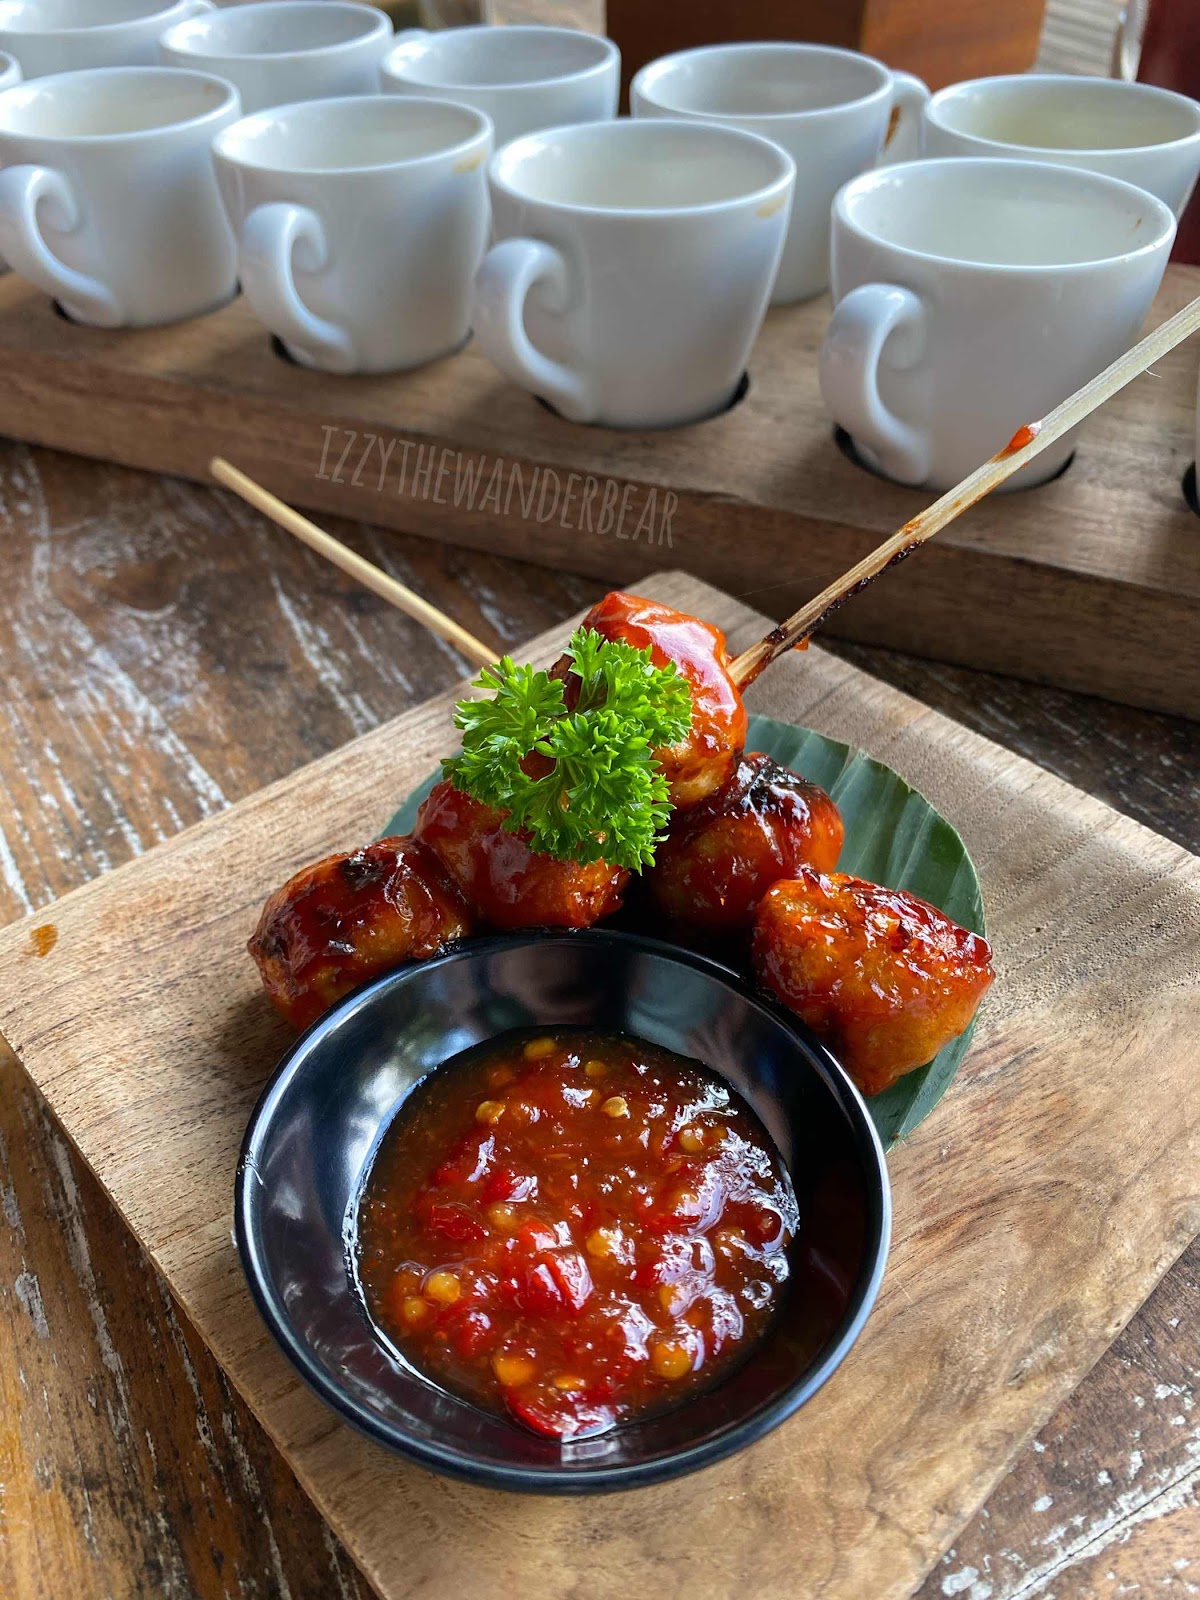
235, 927, 892, 1494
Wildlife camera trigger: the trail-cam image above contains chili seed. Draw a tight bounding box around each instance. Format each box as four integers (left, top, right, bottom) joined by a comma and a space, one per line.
487, 1064, 515, 1089
424, 1270, 461, 1306
401, 1296, 430, 1327
601, 1095, 629, 1119
678, 1125, 706, 1153
553, 1374, 585, 1392
475, 1099, 505, 1125
585, 1226, 619, 1260
650, 1337, 694, 1380
523, 1037, 557, 1060
492, 1352, 537, 1388
583, 1060, 607, 1078
487, 1202, 521, 1231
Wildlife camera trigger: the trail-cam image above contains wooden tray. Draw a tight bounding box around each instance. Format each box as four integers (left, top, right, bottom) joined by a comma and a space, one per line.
1, 266, 1198, 720
0, 572, 1197, 1600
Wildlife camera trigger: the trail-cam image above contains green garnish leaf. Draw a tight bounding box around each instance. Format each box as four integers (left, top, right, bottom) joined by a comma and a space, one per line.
441, 628, 692, 871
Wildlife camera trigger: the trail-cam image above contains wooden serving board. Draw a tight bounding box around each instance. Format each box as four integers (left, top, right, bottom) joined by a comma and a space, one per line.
0, 572, 1197, 1600
1, 266, 1198, 720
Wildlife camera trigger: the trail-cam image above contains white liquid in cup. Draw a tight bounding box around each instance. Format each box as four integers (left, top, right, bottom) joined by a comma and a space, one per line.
923, 75, 1200, 217
0, 0, 212, 78
472, 117, 794, 428
214, 94, 492, 373
819, 157, 1176, 491
631, 43, 929, 303
0, 65, 240, 326
381, 24, 618, 147
159, 1, 393, 115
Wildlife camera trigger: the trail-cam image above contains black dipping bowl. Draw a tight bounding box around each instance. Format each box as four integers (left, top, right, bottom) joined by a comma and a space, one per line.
236, 931, 891, 1493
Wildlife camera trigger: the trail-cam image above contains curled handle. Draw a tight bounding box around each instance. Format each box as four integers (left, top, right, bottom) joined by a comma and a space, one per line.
238, 201, 356, 373
0, 165, 122, 326
472, 237, 592, 422
819, 282, 930, 485
878, 70, 930, 166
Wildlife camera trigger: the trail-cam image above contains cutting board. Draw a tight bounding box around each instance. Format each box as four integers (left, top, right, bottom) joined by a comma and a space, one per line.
0, 573, 1197, 1600
2, 265, 1199, 720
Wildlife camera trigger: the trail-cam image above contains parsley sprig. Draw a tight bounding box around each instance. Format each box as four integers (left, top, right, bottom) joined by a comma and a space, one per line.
442, 628, 692, 870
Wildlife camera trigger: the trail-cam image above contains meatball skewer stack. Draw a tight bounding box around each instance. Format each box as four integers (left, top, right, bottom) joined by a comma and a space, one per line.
249, 589, 993, 1100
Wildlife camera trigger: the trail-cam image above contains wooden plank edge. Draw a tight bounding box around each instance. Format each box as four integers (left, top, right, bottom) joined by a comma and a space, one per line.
1, 355, 1197, 721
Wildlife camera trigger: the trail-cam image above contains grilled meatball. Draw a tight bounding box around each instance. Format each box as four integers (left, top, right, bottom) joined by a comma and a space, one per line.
414, 780, 628, 931
649, 753, 843, 933
249, 836, 474, 1029
562, 591, 747, 810
753, 870, 994, 1096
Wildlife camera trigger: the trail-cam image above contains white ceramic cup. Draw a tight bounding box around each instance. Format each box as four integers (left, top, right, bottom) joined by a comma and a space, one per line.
631, 43, 928, 305
0, 0, 211, 78
0, 65, 240, 326
923, 75, 1200, 219
159, 1, 393, 115
0, 48, 21, 273
381, 24, 617, 146
472, 118, 794, 428
819, 157, 1175, 491
214, 94, 491, 373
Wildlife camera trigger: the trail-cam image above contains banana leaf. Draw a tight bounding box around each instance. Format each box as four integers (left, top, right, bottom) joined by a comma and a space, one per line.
383, 713, 987, 1148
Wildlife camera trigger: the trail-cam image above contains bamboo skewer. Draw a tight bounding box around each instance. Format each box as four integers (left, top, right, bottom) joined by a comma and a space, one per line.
210, 456, 499, 672
727, 294, 1200, 690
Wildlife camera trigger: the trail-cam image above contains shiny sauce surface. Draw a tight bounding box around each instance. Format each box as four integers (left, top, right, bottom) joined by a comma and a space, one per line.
357, 1029, 799, 1439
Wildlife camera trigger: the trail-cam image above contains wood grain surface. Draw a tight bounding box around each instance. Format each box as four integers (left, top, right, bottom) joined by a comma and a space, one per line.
605, 0, 1045, 94
1, 259, 1197, 720
1, 567, 1198, 1600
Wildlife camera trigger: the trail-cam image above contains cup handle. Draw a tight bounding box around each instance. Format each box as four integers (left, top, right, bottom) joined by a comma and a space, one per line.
472, 237, 593, 422
239, 201, 356, 373
819, 281, 930, 486
0, 165, 123, 326
1111, 0, 1147, 79
878, 70, 930, 166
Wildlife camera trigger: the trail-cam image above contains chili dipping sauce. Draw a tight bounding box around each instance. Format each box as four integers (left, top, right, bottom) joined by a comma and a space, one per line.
356, 1029, 799, 1440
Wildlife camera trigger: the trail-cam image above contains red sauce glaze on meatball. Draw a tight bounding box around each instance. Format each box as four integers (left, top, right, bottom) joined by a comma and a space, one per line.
249, 836, 474, 1030
649, 753, 844, 933
414, 780, 628, 932
568, 591, 748, 810
753, 870, 994, 1096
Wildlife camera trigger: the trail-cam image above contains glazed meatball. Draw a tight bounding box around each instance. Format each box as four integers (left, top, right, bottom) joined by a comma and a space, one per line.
249, 836, 474, 1030
649, 753, 844, 933
753, 870, 994, 1096
561, 591, 747, 810
414, 780, 628, 931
